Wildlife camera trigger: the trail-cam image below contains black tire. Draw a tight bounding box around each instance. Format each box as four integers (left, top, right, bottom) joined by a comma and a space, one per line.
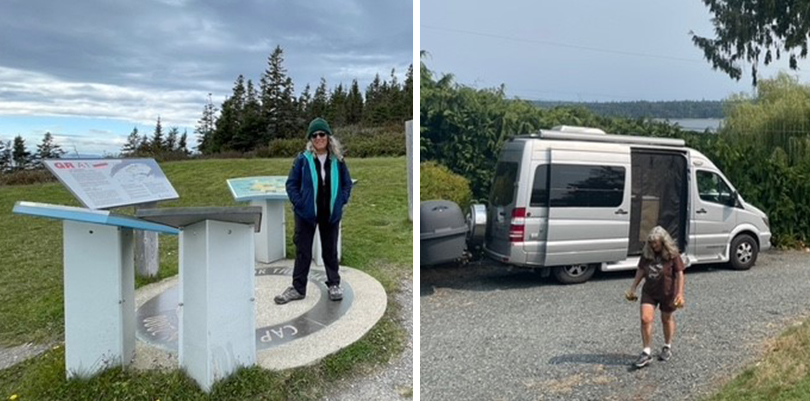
729, 234, 758, 270
553, 264, 596, 284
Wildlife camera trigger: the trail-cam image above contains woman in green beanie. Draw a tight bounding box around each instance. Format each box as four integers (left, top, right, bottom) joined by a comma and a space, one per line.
275, 117, 353, 304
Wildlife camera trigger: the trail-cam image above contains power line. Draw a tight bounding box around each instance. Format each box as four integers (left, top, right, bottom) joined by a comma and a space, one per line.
421, 24, 704, 64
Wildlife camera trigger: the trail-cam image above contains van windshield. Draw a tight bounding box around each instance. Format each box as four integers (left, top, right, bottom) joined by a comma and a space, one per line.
490, 162, 518, 207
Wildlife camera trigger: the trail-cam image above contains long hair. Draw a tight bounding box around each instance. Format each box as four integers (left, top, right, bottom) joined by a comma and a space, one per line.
306, 135, 344, 161
641, 226, 679, 261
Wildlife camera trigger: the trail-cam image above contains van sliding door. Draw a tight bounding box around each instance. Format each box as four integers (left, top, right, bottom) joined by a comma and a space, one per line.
544, 149, 631, 267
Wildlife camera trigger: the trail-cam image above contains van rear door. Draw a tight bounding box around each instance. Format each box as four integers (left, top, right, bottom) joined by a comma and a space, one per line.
484, 147, 523, 260
544, 148, 631, 266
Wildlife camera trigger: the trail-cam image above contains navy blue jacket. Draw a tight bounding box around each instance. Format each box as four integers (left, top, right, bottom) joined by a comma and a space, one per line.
286, 151, 352, 224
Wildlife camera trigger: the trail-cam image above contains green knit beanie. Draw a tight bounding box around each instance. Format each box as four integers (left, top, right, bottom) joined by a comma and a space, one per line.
307, 117, 332, 138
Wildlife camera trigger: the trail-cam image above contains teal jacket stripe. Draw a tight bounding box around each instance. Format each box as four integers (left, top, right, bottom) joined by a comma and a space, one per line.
304, 151, 341, 217
330, 157, 338, 214
303, 151, 318, 215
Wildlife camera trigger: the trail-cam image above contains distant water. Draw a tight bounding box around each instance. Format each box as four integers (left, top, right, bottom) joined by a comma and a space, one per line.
652, 118, 723, 133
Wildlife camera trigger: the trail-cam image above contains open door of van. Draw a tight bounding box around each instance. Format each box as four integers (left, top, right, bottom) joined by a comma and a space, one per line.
544, 148, 631, 266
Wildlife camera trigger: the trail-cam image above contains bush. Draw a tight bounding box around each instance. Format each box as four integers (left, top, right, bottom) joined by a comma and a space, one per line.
420, 161, 472, 208
0, 169, 57, 186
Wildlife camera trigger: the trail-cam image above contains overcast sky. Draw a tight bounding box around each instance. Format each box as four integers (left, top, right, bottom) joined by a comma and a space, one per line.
421, 0, 810, 102
0, 0, 412, 155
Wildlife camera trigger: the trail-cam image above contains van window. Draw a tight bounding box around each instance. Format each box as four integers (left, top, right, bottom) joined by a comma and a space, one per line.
530, 164, 549, 207
490, 162, 518, 207
549, 164, 625, 207
697, 170, 734, 205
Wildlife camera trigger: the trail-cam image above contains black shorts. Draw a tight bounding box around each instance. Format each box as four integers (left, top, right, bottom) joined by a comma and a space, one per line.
641, 292, 676, 313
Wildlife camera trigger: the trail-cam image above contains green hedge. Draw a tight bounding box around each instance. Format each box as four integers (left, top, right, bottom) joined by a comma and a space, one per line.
420, 161, 472, 208
266, 125, 407, 158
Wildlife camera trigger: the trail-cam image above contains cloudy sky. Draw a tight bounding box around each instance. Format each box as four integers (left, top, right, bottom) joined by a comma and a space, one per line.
0, 0, 413, 155
421, 0, 810, 102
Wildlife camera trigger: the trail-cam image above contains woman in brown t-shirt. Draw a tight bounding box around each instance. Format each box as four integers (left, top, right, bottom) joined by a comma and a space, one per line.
627, 226, 685, 368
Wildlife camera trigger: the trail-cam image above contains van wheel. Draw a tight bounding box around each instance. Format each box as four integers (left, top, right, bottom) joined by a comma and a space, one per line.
553, 264, 596, 284
729, 234, 758, 270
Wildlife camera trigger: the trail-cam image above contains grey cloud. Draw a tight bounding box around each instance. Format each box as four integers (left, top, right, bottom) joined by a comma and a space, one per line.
0, 0, 411, 122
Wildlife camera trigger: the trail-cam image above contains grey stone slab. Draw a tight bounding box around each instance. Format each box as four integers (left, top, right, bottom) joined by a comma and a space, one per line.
132, 259, 387, 372
136, 206, 262, 232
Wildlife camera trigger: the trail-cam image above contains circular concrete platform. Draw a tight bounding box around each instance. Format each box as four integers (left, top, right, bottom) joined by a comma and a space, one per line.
131, 259, 387, 371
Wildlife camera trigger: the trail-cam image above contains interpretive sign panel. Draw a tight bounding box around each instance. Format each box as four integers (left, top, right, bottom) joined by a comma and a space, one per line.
43, 159, 179, 210
226, 176, 289, 202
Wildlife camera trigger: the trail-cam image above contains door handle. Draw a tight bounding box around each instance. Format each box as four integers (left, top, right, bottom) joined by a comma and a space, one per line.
614, 209, 628, 215
696, 208, 707, 214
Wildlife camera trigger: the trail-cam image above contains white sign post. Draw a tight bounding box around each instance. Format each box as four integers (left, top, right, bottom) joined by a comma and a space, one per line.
12, 202, 179, 379
406, 120, 413, 221
43, 159, 179, 277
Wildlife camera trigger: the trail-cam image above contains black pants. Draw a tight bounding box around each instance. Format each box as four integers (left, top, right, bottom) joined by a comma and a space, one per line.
292, 213, 340, 295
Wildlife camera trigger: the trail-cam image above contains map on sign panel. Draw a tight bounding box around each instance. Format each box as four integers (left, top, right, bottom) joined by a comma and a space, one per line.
43, 159, 179, 210
226, 176, 289, 202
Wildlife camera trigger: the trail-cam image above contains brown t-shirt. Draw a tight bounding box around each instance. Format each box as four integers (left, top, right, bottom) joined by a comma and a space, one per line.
639, 253, 685, 301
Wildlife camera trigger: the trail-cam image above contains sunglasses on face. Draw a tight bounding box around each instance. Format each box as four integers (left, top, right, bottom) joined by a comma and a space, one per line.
310, 132, 328, 139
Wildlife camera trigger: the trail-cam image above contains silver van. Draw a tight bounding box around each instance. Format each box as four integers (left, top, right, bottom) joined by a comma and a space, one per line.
478, 126, 771, 284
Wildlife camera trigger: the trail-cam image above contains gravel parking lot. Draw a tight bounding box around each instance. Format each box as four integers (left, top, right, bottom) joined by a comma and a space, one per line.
421, 250, 810, 401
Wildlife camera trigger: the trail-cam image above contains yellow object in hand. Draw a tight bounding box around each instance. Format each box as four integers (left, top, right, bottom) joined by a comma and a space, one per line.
674, 298, 685, 309
625, 290, 638, 301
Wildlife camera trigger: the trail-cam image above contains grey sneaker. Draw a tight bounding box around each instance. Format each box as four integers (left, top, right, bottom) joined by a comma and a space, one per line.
634, 352, 653, 368
328, 285, 343, 301
274, 287, 305, 305
659, 346, 672, 361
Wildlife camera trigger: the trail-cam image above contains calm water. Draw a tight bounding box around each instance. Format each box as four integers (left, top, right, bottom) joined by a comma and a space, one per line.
653, 118, 723, 133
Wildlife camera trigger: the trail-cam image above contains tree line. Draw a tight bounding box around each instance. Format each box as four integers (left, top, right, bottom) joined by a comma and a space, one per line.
196, 45, 413, 155
531, 100, 724, 119
0, 133, 65, 173
119, 116, 191, 158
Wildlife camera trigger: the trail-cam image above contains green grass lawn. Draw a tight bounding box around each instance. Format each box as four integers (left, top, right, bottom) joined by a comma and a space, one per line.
704, 317, 810, 401
0, 157, 412, 400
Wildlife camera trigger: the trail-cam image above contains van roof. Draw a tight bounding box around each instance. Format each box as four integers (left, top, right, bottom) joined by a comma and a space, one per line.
514, 129, 686, 147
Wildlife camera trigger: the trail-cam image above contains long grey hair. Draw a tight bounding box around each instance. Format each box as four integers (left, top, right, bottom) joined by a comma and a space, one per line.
306, 135, 344, 162
641, 226, 679, 261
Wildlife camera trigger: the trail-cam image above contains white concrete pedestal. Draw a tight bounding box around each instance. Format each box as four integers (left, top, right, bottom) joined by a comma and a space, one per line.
250, 199, 285, 263
63, 221, 135, 378
179, 219, 256, 392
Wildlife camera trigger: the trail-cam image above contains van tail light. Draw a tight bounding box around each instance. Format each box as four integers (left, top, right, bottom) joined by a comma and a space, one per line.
509, 207, 526, 242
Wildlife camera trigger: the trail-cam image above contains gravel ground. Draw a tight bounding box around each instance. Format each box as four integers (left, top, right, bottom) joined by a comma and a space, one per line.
322, 278, 414, 400
421, 250, 810, 401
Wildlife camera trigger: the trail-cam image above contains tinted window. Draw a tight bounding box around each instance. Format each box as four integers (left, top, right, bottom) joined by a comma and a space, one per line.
530, 164, 549, 207
549, 164, 625, 207
490, 162, 518, 207
697, 170, 734, 205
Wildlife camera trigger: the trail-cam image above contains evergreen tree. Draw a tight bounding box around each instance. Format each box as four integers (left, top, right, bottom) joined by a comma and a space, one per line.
35, 132, 65, 166
298, 84, 312, 119
310, 77, 329, 120
166, 127, 179, 151
212, 75, 247, 152
364, 74, 386, 125
0, 140, 10, 173
152, 117, 165, 153
280, 77, 299, 138
196, 93, 217, 154
178, 130, 189, 155
692, 0, 810, 85
233, 79, 264, 151
260, 46, 296, 141
346, 79, 364, 125
12, 135, 31, 170
137, 132, 151, 154
403, 64, 414, 121
328, 83, 348, 126
122, 127, 140, 156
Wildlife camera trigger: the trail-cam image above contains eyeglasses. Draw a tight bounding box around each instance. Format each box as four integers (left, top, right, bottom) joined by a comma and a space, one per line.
310, 132, 328, 139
